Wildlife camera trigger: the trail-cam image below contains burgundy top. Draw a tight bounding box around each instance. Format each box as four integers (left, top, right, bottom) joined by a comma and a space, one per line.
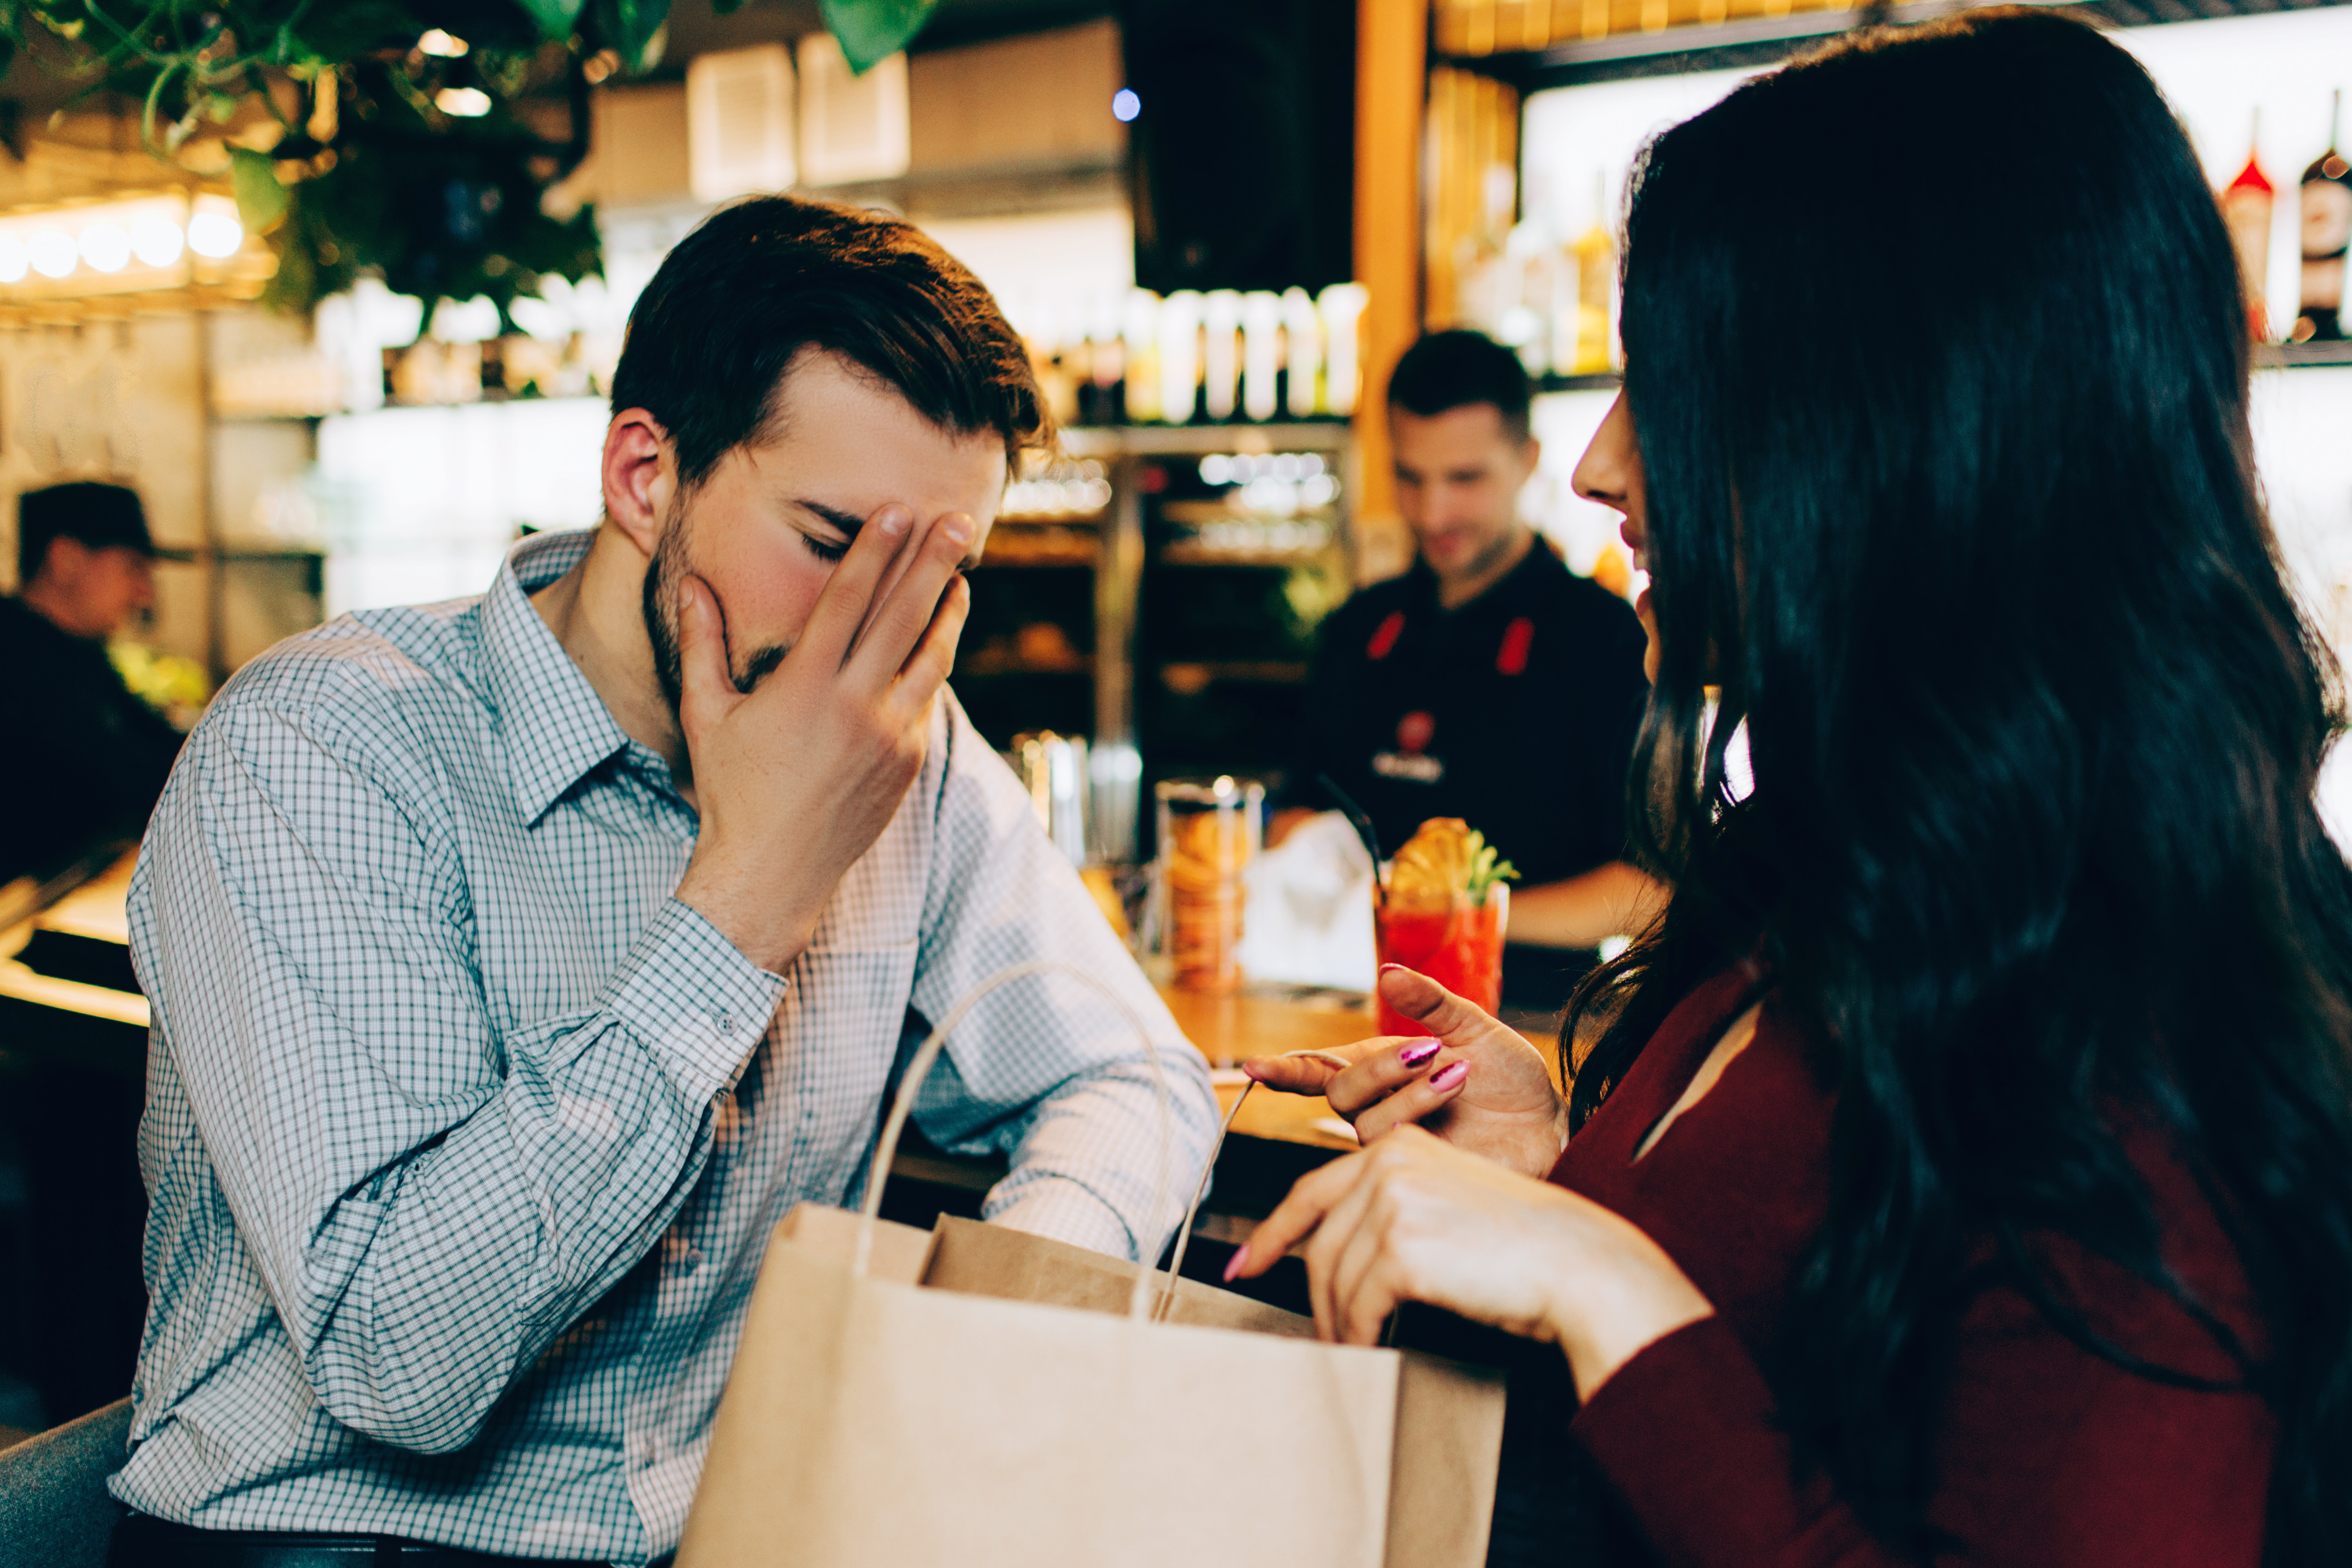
1548, 966, 2274, 1567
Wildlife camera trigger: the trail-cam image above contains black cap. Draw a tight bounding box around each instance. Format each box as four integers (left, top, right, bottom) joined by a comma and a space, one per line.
17, 482, 192, 582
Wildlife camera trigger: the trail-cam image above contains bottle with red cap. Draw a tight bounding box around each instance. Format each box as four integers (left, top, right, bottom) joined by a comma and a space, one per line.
2222, 110, 2276, 342
2296, 90, 2350, 343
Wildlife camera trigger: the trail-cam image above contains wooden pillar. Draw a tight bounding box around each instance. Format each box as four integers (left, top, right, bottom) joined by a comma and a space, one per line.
1351, 0, 1427, 581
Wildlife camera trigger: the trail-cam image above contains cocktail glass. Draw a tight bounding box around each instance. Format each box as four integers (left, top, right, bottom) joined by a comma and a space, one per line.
1373, 884, 1508, 1036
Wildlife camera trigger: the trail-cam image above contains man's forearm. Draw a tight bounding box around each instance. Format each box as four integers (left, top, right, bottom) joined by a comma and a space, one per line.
1506, 861, 1668, 949
979, 1053, 1220, 1262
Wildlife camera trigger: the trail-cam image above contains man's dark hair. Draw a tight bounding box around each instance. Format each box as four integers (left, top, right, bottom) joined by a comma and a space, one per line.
18, 482, 154, 583
1385, 329, 1533, 441
609, 195, 1048, 489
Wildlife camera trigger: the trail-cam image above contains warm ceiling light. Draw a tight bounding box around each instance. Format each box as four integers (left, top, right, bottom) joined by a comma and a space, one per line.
435, 87, 492, 117
187, 210, 243, 259
131, 216, 184, 267
29, 230, 77, 278
79, 223, 131, 273
0, 238, 26, 284
418, 29, 469, 56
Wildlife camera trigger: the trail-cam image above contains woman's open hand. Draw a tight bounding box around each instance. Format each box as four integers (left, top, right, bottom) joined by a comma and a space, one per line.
1241, 966, 1568, 1177
1224, 1125, 1714, 1400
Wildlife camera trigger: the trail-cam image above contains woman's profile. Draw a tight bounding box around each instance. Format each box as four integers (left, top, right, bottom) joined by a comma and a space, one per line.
1234, 10, 2352, 1563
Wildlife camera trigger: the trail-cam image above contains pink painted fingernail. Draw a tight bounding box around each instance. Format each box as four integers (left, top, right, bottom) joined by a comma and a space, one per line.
1222, 1248, 1245, 1282
1429, 1060, 1468, 1092
1398, 1039, 1440, 1068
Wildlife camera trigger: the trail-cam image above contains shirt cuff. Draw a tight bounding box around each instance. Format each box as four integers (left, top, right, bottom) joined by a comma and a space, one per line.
1569, 1316, 1812, 1568
604, 897, 789, 1105
983, 1174, 1143, 1261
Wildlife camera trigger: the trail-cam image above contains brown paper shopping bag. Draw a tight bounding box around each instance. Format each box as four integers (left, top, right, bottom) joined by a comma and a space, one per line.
674, 960, 1506, 1568
919, 1215, 1507, 1568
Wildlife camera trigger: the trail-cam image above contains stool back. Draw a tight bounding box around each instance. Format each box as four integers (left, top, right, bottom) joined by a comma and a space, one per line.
0, 1398, 131, 1568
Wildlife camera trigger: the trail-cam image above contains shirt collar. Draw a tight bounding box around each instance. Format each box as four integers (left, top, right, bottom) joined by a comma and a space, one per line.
480, 528, 634, 826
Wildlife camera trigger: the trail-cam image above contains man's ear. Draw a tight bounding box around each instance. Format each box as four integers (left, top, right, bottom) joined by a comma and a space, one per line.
34, 535, 88, 589
602, 409, 673, 558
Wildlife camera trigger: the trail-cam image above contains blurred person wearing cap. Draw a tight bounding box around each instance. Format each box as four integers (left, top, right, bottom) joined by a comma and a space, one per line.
0, 481, 189, 887
1280, 331, 1665, 1008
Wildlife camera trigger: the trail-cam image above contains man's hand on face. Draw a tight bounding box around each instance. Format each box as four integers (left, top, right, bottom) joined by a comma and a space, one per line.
671, 502, 974, 973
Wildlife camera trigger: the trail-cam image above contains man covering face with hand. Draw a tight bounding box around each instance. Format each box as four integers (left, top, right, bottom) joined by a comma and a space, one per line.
110, 197, 1216, 1568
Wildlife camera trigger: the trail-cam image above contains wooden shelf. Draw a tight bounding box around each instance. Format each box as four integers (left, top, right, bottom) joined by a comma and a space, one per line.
1438, 0, 2349, 86
1060, 422, 1354, 458
2257, 340, 2352, 369
1534, 371, 1623, 393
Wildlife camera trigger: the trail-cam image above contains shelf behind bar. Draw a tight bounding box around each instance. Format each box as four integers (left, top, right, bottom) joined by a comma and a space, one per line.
1531, 345, 2349, 397
1446, 0, 2352, 88
1061, 421, 1354, 458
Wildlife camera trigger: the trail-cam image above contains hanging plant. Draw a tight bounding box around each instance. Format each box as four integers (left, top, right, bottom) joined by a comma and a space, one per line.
0, 0, 941, 328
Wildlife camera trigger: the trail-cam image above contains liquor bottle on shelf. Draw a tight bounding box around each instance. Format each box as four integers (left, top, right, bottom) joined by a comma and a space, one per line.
1282, 287, 1322, 418
1202, 290, 1242, 422
1123, 290, 1164, 424
1242, 291, 1282, 422
1159, 290, 1204, 424
2297, 89, 2350, 343
1318, 283, 1368, 416
2222, 112, 2276, 342
1567, 174, 1618, 376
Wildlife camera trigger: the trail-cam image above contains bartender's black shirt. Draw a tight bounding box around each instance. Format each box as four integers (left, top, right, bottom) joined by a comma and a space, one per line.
1298, 544, 1649, 887
0, 595, 186, 886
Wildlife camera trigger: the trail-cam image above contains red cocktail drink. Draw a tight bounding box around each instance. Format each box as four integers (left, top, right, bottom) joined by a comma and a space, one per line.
1374, 885, 1508, 1036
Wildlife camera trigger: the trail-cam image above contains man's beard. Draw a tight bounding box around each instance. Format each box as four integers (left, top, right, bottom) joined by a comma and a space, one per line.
641, 498, 791, 717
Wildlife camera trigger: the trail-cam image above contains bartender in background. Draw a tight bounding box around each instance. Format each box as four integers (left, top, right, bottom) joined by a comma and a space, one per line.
0, 482, 188, 888
1284, 331, 1663, 1007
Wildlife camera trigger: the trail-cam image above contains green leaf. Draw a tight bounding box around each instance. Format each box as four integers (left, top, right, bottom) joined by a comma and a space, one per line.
821, 0, 936, 73
229, 146, 290, 233
512, 0, 589, 41
593, 0, 670, 70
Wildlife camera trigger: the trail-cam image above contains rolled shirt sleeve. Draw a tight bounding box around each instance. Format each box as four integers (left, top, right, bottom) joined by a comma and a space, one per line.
904, 697, 1219, 1262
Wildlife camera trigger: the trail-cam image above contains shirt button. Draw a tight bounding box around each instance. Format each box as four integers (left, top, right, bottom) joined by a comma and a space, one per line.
712, 1009, 735, 1034
677, 1247, 702, 1274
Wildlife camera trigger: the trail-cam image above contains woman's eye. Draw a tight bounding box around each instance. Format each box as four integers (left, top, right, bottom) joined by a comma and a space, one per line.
801, 533, 848, 564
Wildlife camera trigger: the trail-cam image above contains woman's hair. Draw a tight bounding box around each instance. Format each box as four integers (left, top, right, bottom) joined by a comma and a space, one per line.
1566, 10, 2352, 1557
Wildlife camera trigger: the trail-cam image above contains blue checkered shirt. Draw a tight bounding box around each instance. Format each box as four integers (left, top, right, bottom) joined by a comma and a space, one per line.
110, 527, 1216, 1564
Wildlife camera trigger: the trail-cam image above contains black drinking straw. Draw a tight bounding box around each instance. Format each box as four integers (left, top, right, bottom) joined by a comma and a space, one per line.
1317, 772, 1384, 867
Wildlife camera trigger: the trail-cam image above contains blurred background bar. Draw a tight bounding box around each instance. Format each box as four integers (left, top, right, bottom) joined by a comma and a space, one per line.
0, 0, 2349, 1449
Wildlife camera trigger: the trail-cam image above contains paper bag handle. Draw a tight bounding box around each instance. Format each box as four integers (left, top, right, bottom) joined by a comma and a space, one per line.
1153, 1049, 1355, 1323
857, 959, 1179, 1322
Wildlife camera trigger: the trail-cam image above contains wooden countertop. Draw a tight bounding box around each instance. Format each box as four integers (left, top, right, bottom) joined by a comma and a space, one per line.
1157, 983, 1558, 1153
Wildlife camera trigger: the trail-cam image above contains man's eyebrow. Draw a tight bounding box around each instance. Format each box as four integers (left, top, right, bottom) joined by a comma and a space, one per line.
795, 499, 867, 537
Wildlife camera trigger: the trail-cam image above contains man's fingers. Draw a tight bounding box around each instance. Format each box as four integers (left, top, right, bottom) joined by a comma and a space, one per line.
889, 571, 969, 711
1378, 964, 1512, 1047
847, 511, 976, 688
798, 504, 915, 669
674, 575, 740, 731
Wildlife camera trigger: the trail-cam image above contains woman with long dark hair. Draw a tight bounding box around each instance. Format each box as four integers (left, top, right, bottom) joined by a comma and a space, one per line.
1231, 10, 2352, 1562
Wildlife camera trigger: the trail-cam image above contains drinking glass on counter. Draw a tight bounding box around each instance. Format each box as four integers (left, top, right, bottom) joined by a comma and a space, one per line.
1374, 883, 1509, 1034
1372, 817, 1517, 1035
1153, 776, 1263, 993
